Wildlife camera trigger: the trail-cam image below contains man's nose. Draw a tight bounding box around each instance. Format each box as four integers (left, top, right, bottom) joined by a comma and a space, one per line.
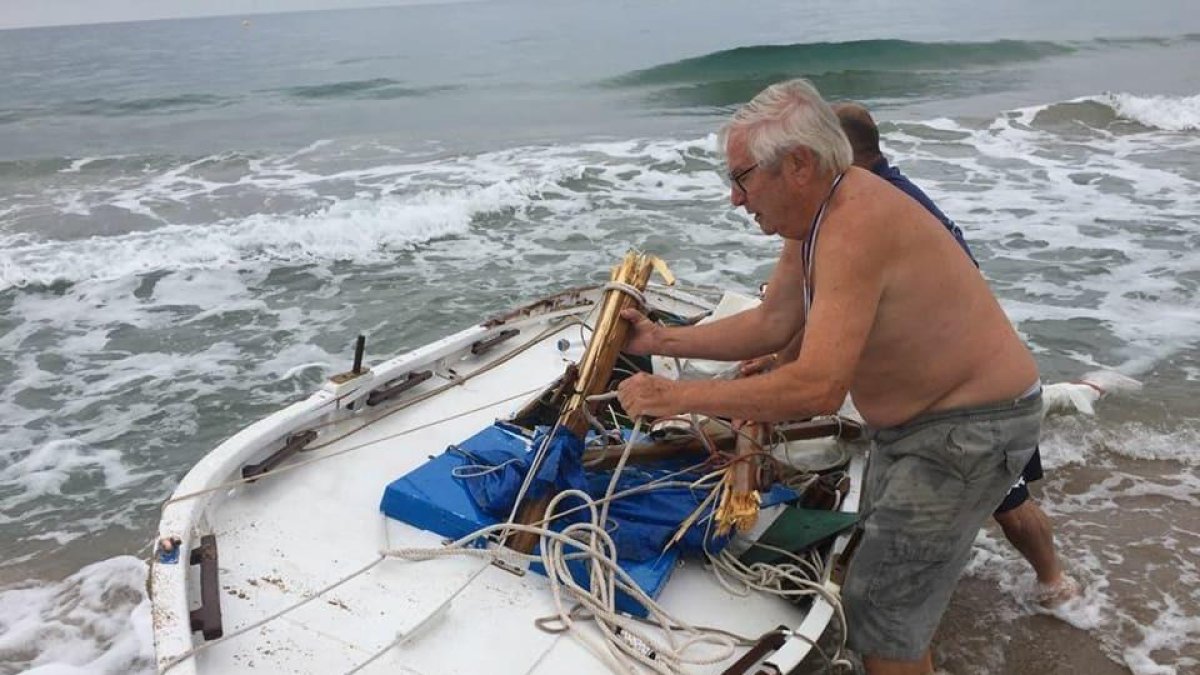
730, 186, 746, 207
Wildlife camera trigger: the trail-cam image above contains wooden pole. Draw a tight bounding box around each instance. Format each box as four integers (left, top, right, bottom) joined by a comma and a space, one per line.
714, 421, 769, 536
506, 251, 663, 553
580, 417, 863, 469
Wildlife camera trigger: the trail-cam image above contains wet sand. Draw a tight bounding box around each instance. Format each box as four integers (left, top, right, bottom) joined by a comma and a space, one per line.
937, 575, 1132, 675
929, 435, 1200, 675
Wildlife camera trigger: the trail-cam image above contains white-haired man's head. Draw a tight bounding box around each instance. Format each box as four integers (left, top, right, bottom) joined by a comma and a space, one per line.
719, 79, 852, 175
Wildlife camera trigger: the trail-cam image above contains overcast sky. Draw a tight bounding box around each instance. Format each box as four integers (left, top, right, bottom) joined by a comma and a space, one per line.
0, 0, 461, 30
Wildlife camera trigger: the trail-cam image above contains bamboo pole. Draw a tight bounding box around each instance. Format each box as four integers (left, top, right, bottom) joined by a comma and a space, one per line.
714, 421, 769, 536
506, 251, 667, 553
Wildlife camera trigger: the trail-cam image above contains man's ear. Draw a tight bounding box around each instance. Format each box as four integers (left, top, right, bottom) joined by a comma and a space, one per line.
787, 147, 815, 181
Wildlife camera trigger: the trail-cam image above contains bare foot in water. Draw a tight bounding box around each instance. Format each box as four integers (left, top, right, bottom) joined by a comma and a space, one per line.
1035, 574, 1081, 608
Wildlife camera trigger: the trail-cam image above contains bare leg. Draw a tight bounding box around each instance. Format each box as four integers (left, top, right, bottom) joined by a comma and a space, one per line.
864, 649, 934, 675
993, 498, 1061, 585
994, 498, 1080, 606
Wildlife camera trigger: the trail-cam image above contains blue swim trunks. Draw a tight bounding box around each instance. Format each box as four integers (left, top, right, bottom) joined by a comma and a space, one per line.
995, 446, 1045, 514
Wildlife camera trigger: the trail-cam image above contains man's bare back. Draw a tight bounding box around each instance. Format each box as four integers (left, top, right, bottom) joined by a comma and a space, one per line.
821, 167, 1039, 427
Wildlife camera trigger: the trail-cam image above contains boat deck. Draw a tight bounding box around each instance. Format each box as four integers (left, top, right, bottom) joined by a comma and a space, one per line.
151, 288, 858, 674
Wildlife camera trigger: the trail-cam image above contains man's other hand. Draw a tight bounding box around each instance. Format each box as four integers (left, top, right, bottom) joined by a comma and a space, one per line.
617, 372, 680, 419
738, 354, 778, 377
620, 308, 660, 355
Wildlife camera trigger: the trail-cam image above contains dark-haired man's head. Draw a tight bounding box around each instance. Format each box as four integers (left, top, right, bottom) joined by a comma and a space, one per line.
832, 102, 883, 169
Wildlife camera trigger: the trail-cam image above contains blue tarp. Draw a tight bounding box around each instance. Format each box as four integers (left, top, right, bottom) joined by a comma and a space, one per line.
454, 425, 589, 520
449, 424, 798, 561
379, 422, 799, 616
583, 464, 800, 561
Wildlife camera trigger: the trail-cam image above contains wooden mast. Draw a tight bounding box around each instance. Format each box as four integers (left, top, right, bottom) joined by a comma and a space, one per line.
506, 251, 670, 553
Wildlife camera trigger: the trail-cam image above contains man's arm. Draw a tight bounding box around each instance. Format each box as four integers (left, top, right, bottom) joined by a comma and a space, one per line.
619, 211, 886, 422
625, 240, 808, 361
737, 321, 802, 376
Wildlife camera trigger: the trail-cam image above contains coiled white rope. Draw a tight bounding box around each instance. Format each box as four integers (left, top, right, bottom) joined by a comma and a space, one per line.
705, 548, 853, 672
384, 489, 740, 675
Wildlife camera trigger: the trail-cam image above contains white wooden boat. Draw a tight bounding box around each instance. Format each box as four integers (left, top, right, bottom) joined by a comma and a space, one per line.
143, 283, 886, 675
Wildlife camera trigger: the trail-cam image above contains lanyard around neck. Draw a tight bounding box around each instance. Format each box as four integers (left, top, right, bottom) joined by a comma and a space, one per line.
801, 171, 846, 319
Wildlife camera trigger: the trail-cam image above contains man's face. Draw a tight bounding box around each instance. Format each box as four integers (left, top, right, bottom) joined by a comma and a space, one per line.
725, 133, 823, 240
725, 134, 776, 235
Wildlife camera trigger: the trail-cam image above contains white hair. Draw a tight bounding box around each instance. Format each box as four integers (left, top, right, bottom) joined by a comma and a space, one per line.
719, 78, 852, 175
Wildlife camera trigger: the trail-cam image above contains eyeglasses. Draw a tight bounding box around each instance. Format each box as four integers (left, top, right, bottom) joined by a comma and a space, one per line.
726, 163, 759, 195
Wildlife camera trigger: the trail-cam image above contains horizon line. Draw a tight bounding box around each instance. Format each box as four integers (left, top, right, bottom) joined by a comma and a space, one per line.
0, 0, 484, 32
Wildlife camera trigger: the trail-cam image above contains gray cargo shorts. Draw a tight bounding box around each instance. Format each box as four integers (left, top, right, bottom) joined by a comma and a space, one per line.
842, 389, 1043, 661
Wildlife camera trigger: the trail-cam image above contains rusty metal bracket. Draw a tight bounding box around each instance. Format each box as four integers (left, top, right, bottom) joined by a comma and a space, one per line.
490, 557, 527, 577
367, 370, 433, 407
241, 430, 319, 481
188, 534, 224, 641
471, 328, 520, 355
721, 627, 788, 675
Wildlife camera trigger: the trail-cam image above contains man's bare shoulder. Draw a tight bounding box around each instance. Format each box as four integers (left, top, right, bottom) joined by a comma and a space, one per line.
838, 167, 909, 216
818, 170, 900, 261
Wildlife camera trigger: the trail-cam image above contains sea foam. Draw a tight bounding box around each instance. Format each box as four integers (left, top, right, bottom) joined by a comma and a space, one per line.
0, 557, 153, 674
1099, 92, 1200, 131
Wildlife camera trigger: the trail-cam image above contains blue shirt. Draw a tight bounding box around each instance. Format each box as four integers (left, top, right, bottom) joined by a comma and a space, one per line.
870, 157, 978, 267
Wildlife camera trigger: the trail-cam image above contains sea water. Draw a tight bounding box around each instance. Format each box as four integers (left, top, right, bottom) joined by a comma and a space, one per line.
1, 1, 1199, 672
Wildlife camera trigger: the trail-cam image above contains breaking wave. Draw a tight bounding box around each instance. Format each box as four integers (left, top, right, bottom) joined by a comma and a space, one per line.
603, 35, 1200, 109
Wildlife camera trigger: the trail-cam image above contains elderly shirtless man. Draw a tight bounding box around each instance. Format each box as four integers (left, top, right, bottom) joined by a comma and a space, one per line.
616, 79, 1043, 675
